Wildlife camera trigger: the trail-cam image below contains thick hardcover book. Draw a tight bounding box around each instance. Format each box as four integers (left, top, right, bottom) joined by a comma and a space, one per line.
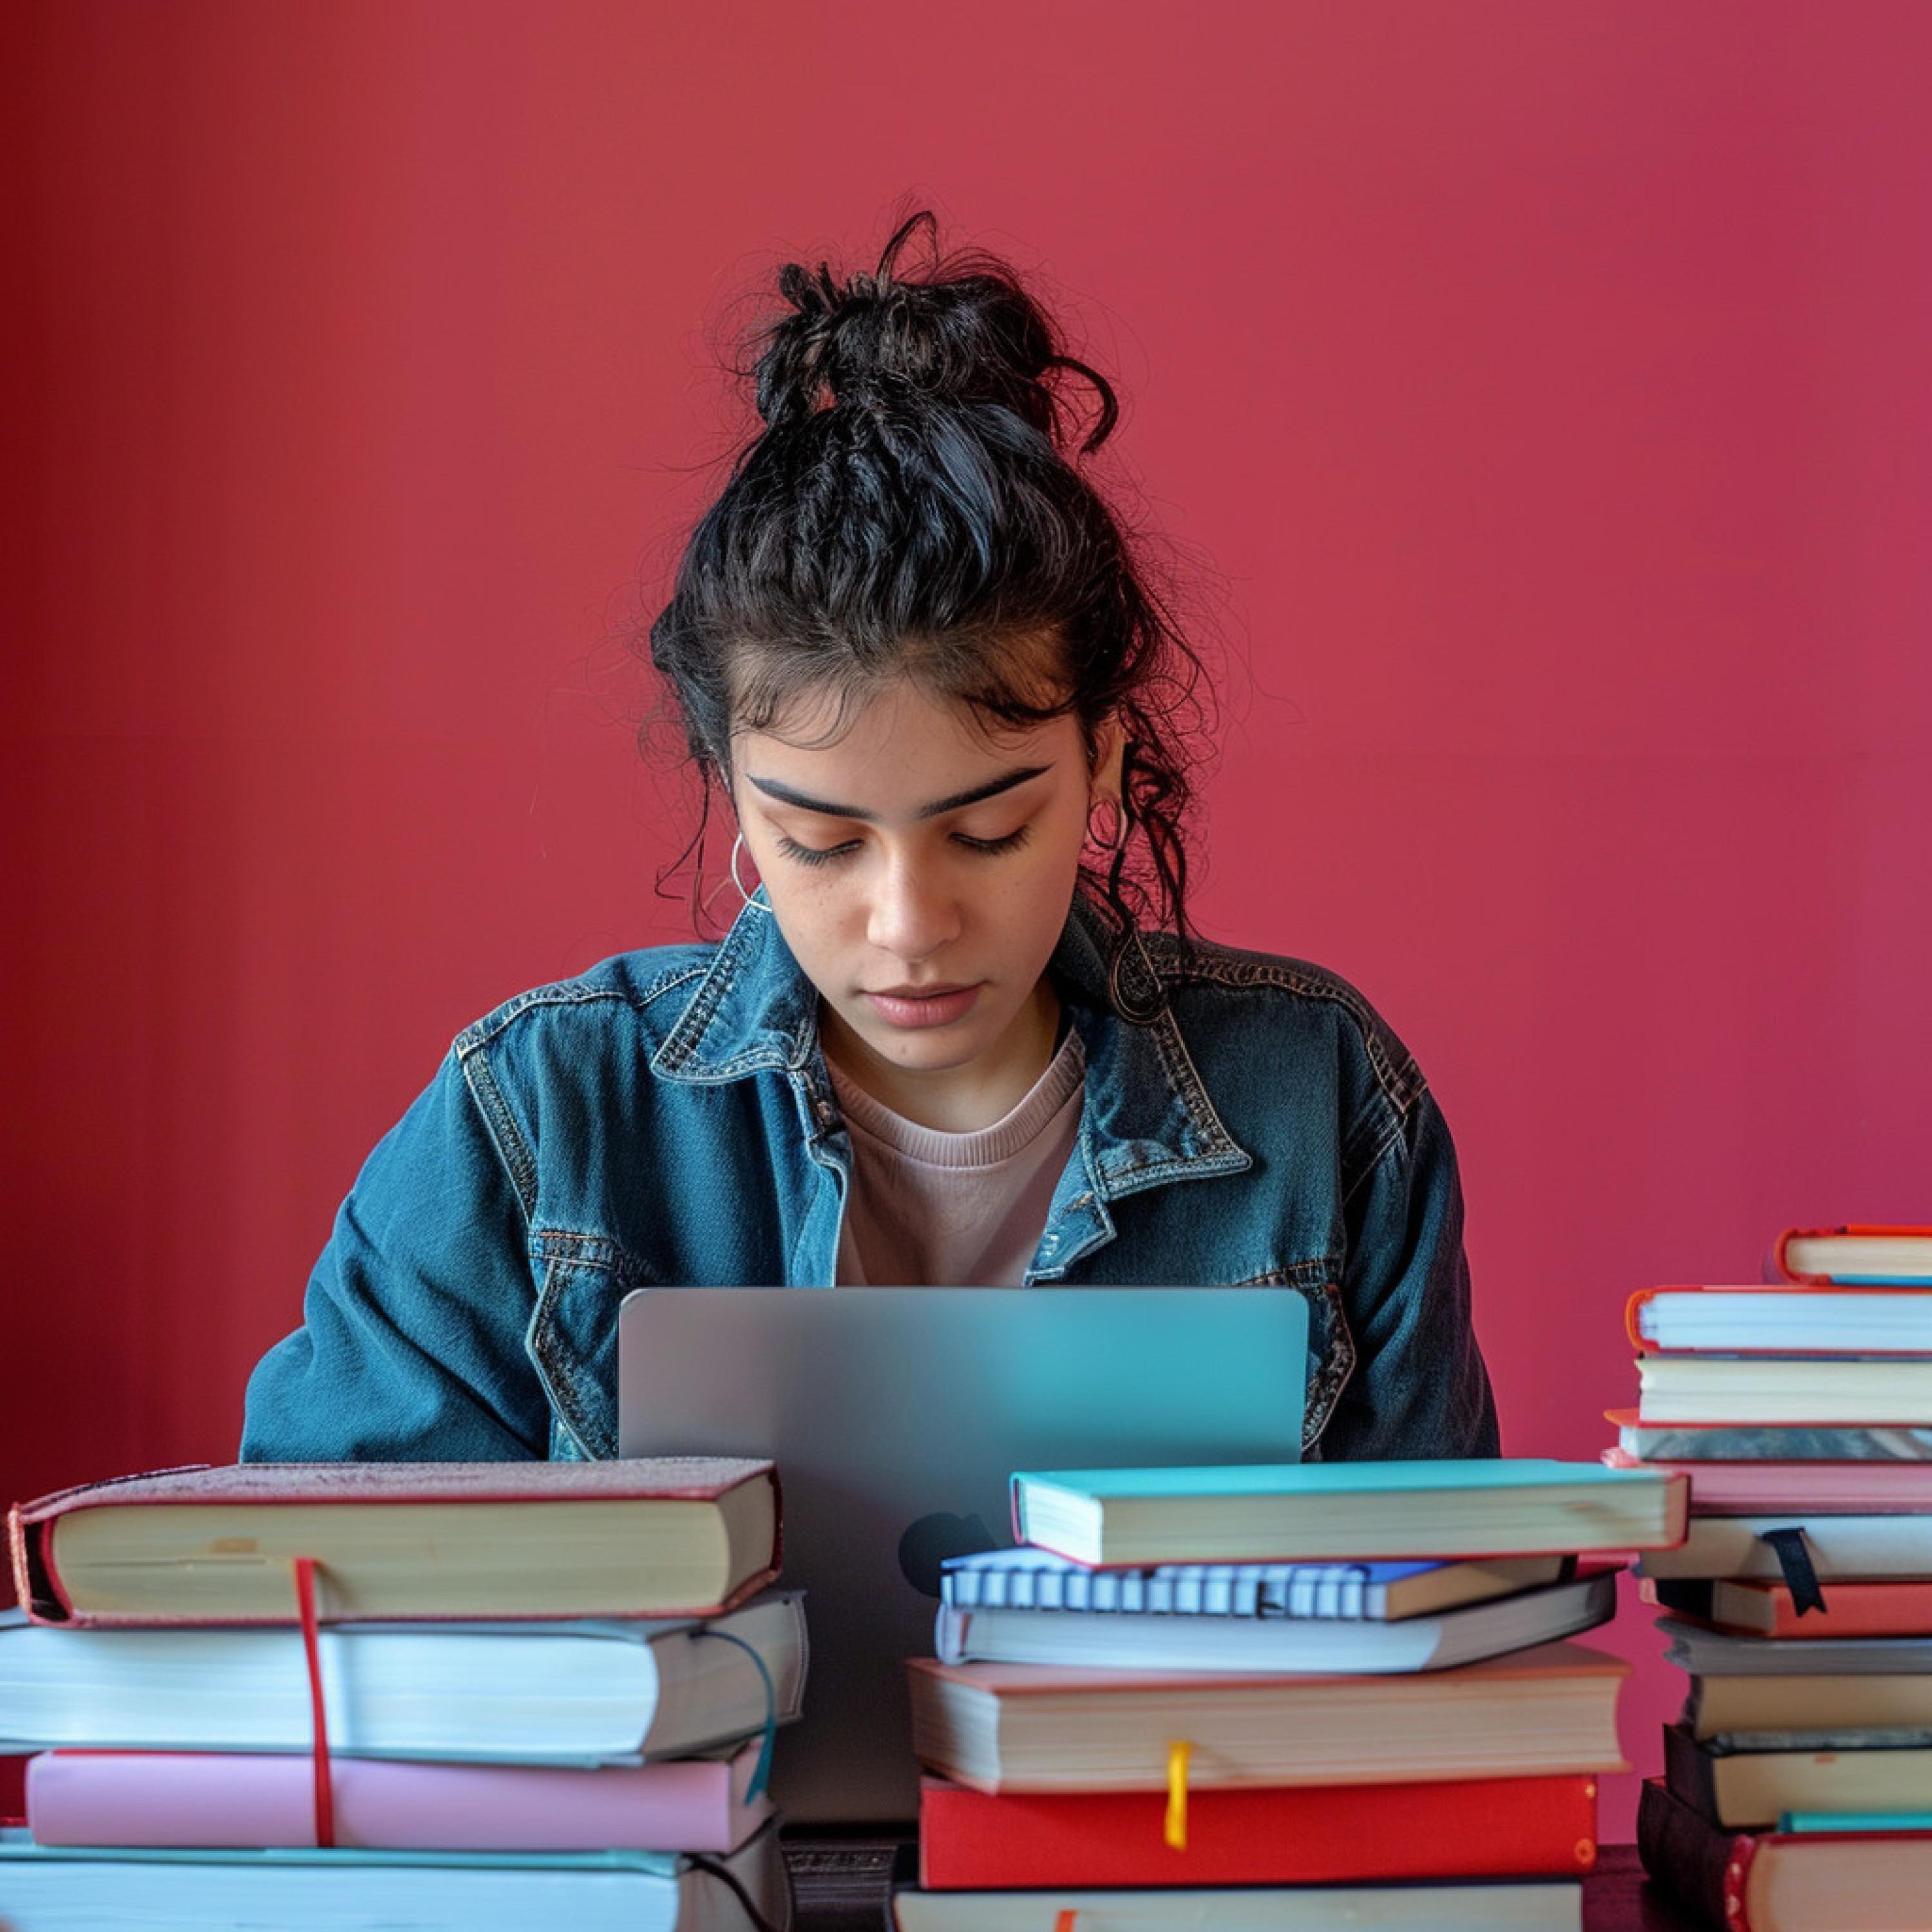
1638, 1774, 1932, 1932
917, 1772, 1599, 1889
1636, 1355, 1932, 1426
1663, 1716, 1932, 1828
1775, 1224, 1932, 1286
1007, 1459, 1685, 1566
8, 1459, 781, 1625
0, 1819, 791, 1932
26, 1739, 774, 1853
1636, 1513, 1932, 1582
887, 1841, 1582, 1930
0, 1593, 807, 1762
906, 1640, 1629, 1794
1688, 1668, 1932, 1739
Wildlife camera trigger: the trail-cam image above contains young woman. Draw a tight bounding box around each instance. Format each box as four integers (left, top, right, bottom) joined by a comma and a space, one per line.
240, 213, 1499, 1467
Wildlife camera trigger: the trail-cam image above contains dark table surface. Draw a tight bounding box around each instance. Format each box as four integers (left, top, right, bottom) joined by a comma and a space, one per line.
1584, 1846, 1704, 1931
783, 1841, 1703, 1931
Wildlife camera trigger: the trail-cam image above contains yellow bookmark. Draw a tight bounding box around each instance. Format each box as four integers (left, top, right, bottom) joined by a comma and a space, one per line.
1164, 1739, 1193, 1850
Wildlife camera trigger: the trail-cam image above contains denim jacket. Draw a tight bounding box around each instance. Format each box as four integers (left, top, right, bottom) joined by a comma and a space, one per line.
240, 889, 1500, 1466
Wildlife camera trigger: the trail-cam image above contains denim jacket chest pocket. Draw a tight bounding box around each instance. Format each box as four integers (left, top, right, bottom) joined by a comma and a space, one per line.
1230, 1258, 1357, 1459
527, 1229, 664, 1463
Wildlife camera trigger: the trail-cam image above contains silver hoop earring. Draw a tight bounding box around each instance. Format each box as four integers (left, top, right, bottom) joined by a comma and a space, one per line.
730, 831, 769, 913
1088, 797, 1129, 855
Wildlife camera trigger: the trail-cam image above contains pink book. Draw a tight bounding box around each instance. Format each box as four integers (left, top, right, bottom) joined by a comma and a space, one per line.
25, 1743, 772, 1853
1602, 1447, 1932, 1515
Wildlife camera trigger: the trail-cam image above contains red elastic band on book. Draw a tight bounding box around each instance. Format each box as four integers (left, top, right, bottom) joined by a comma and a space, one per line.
291, 1555, 336, 1848
1054, 1913, 1079, 1932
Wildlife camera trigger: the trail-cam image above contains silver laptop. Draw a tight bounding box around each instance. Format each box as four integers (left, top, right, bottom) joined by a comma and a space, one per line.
617, 1285, 1309, 1823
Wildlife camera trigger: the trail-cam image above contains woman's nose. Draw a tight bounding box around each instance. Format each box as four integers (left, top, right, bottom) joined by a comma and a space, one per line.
867, 851, 962, 962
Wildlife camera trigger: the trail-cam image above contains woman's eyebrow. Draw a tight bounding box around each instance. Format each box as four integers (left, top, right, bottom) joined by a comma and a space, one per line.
745, 764, 1051, 822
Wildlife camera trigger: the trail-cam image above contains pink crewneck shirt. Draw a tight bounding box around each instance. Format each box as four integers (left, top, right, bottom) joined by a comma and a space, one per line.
828, 1023, 1087, 1286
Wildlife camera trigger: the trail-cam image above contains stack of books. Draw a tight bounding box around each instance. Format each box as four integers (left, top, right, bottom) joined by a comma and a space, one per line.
891, 1457, 1687, 1929
0, 1458, 806, 1930
1613, 1222, 1932, 1929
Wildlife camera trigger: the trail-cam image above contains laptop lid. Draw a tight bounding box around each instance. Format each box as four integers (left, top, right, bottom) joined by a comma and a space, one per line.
618, 1285, 1309, 1824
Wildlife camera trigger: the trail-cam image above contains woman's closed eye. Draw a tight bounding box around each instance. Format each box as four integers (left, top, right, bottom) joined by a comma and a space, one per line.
774, 825, 1032, 867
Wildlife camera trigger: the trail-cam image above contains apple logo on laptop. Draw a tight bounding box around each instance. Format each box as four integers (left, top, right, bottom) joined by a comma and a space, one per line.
897, 1511, 998, 1596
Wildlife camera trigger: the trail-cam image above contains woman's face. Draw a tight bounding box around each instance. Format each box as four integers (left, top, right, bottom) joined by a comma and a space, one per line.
728, 674, 1119, 1115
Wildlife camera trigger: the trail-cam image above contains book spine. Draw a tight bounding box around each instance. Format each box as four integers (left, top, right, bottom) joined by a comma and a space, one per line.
1636, 1777, 1756, 1932
1627, 1289, 1658, 1354
1775, 1226, 1828, 1284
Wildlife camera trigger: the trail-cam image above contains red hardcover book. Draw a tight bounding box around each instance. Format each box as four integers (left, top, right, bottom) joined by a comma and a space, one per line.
1774, 1224, 1932, 1285
918, 1773, 1599, 1889
1638, 1776, 1932, 1932
1641, 1573, 1932, 1638
8, 1459, 782, 1625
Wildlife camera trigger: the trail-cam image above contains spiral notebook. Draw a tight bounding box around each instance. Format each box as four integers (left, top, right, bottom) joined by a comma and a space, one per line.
937, 1544, 1570, 1619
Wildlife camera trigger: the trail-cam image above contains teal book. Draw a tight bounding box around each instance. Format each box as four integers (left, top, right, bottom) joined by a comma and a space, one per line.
1009, 1457, 1687, 1566
0, 1823, 787, 1931
1781, 1810, 1932, 1832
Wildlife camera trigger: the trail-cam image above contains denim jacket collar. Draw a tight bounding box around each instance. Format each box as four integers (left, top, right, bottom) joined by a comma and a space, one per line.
649, 887, 1252, 1208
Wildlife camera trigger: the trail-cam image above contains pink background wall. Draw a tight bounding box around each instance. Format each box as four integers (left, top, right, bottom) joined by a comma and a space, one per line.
5, 1, 1929, 1838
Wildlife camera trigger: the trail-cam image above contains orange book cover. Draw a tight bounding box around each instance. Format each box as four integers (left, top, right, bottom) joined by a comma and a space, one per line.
1642, 1575, 1932, 1638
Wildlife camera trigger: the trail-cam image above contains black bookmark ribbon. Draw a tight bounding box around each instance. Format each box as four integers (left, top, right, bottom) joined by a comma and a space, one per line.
1759, 1524, 1828, 1616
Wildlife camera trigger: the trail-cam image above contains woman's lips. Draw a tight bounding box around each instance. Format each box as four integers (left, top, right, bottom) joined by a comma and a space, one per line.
862, 985, 983, 1028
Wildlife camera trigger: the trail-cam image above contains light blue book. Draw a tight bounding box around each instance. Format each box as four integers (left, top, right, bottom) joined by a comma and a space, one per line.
0, 1823, 787, 1931
0, 1592, 806, 1763
1009, 1457, 1686, 1566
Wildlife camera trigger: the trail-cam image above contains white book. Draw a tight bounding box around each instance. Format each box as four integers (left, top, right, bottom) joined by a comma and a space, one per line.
0, 1593, 806, 1764
0, 1823, 789, 1932
1637, 1517, 1932, 1582
934, 1571, 1615, 1672
1637, 1355, 1932, 1425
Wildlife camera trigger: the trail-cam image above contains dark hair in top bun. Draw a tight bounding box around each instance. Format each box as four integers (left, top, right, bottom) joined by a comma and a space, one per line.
639, 207, 1217, 947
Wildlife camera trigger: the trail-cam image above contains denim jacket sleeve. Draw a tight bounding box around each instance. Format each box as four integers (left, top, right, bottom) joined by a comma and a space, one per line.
1321, 1082, 1502, 1461
238, 1048, 547, 1462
